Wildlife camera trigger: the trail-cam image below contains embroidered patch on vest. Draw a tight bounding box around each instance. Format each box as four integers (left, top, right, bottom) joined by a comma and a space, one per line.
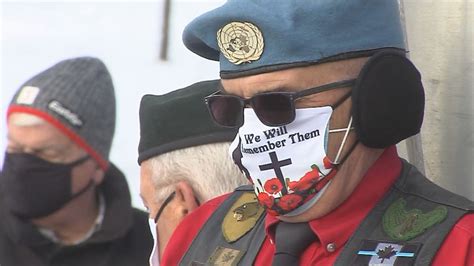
355, 240, 422, 265
222, 192, 264, 243
217, 21, 264, 65
207, 246, 244, 266
383, 198, 448, 241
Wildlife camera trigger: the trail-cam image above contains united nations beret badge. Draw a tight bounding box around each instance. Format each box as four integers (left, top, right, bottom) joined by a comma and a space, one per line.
217, 22, 264, 65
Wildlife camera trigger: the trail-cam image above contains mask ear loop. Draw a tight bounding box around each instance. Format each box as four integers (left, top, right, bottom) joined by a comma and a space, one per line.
326, 90, 358, 167
332, 116, 353, 164
61, 156, 95, 206
154, 191, 176, 222
333, 139, 359, 168
194, 196, 201, 206
67, 155, 90, 167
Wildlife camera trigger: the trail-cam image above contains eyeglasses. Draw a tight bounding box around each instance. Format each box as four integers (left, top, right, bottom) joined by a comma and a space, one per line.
205, 79, 356, 128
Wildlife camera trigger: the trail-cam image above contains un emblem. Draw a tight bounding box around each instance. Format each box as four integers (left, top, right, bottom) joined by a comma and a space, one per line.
217, 22, 264, 65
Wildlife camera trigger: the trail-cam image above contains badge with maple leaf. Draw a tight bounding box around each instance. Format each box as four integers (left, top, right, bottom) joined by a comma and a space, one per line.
376, 245, 397, 263
355, 240, 421, 265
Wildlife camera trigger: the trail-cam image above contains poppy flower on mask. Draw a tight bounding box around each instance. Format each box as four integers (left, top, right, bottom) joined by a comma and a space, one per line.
289, 167, 320, 192
288, 179, 312, 192
264, 178, 284, 194
277, 194, 303, 211
287, 180, 299, 191
306, 165, 321, 180
323, 156, 333, 169
316, 169, 337, 191
257, 192, 274, 208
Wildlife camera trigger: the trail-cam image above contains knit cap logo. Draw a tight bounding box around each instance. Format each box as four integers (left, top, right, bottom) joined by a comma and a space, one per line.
16, 86, 40, 105
48, 100, 83, 128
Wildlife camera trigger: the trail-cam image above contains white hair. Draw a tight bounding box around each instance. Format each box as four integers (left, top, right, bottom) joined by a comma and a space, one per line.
148, 142, 249, 204
9, 113, 45, 126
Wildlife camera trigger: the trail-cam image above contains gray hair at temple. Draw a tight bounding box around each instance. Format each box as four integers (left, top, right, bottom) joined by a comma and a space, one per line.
144, 142, 248, 204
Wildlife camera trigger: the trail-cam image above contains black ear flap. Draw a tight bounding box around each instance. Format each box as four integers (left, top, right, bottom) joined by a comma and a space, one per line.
352, 52, 425, 148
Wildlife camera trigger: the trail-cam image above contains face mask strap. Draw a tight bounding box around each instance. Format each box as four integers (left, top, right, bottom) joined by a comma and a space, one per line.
326, 89, 355, 166
67, 155, 90, 167
62, 156, 95, 206
329, 127, 355, 133
68, 179, 95, 202
332, 116, 353, 164
194, 196, 201, 206
154, 191, 176, 223
333, 139, 359, 170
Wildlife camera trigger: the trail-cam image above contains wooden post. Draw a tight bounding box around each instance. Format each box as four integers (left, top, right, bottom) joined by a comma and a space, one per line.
159, 0, 171, 61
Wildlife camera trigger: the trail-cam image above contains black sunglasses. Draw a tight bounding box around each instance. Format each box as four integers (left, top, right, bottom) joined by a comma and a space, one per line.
205, 79, 356, 128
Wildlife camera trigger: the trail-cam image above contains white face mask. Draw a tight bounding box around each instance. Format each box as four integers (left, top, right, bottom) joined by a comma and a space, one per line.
230, 106, 353, 216
148, 218, 159, 266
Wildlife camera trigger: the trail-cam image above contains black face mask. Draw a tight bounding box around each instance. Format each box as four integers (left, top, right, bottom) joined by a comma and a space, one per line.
0, 153, 93, 219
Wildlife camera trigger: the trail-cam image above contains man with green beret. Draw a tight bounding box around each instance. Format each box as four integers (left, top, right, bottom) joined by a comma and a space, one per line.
161, 0, 474, 265
137, 80, 249, 265
0, 57, 152, 265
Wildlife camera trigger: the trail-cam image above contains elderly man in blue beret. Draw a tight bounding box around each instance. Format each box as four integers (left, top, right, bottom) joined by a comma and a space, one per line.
161, 0, 474, 265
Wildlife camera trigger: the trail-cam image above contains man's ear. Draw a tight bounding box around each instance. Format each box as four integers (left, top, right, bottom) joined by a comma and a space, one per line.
174, 181, 200, 217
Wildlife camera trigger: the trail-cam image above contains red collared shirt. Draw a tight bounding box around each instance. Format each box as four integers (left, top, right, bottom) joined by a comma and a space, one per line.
161, 146, 474, 266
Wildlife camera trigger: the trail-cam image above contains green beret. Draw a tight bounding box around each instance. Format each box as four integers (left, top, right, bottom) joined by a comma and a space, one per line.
138, 80, 237, 164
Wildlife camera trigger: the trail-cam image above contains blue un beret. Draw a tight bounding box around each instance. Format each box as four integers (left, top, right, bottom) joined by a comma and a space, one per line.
183, 0, 406, 78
